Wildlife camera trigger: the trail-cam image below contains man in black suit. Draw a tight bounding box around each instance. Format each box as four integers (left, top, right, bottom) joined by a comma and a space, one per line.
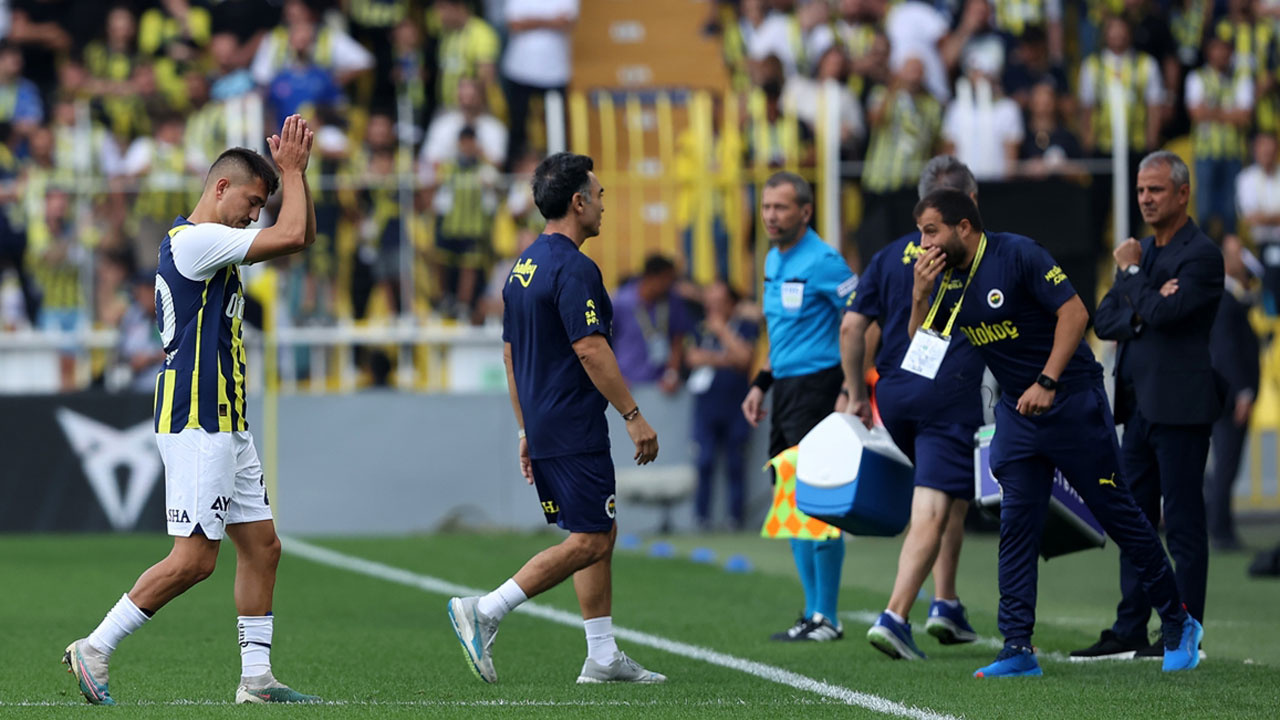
1206, 235, 1260, 552
1074, 150, 1224, 660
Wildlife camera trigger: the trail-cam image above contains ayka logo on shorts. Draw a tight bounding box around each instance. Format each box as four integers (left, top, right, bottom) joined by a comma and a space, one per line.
987, 288, 1004, 308
605, 494, 617, 519
56, 408, 162, 530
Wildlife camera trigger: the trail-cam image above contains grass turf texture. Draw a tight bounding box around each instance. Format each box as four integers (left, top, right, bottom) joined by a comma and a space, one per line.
2, 526, 1279, 719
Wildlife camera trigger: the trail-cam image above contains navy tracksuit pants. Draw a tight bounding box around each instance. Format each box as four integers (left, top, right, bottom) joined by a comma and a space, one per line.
989, 384, 1184, 646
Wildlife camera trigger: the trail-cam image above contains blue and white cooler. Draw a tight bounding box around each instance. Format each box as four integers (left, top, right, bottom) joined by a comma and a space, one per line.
973, 424, 1107, 558
795, 413, 914, 536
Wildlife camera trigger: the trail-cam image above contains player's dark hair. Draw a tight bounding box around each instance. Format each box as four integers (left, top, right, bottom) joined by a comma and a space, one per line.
642, 254, 676, 277
208, 148, 280, 196
914, 189, 984, 234
458, 125, 477, 141
533, 152, 594, 220
763, 171, 813, 208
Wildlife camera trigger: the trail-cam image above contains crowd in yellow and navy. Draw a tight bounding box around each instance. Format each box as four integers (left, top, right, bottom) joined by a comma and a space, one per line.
712, 0, 1280, 280
0, 0, 574, 389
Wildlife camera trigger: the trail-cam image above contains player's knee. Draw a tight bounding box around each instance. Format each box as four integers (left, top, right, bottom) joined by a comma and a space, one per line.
568, 531, 613, 565
256, 534, 282, 568
177, 554, 218, 585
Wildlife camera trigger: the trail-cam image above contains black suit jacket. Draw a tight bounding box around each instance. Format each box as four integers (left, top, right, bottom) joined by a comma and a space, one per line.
1210, 277, 1261, 411
1095, 218, 1225, 425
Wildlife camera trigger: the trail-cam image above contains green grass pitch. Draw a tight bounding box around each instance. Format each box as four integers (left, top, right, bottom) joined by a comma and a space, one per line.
3, 525, 1279, 718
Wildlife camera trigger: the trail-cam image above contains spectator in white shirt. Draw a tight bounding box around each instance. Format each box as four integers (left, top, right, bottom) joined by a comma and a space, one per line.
942, 49, 1024, 180
781, 46, 865, 151
1237, 132, 1280, 311
502, 0, 577, 170
749, 0, 835, 78
250, 0, 373, 88
420, 77, 508, 175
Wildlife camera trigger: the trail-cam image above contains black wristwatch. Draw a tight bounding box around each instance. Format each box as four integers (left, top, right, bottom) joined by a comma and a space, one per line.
1035, 373, 1059, 391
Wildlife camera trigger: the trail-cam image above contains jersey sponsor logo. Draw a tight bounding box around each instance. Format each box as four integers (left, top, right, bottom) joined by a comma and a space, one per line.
958, 320, 1020, 347
605, 493, 617, 519
509, 258, 538, 287
1099, 473, 1117, 488
585, 298, 599, 326
987, 288, 1005, 308
1044, 265, 1067, 286
210, 496, 232, 512
56, 408, 163, 531
901, 241, 925, 265
836, 276, 858, 298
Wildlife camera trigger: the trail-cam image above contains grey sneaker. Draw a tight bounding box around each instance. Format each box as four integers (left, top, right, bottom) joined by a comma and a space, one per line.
234, 672, 321, 704
62, 639, 115, 705
576, 651, 667, 684
448, 596, 499, 683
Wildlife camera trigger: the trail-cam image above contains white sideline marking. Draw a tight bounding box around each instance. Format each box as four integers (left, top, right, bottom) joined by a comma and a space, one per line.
1, 699, 845, 708
282, 537, 963, 720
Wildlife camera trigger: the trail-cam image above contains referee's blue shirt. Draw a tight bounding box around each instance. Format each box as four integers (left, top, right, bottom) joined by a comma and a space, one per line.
763, 228, 857, 378
502, 233, 613, 459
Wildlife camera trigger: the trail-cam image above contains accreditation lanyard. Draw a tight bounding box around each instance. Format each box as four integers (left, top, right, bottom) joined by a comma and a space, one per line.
900, 233, 987, 380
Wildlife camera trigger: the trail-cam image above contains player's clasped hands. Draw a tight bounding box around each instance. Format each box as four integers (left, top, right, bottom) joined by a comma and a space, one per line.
267, 114, 314, 173
626, 413, 659, 465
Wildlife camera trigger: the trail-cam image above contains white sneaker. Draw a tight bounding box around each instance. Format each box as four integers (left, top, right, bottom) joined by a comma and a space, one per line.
62, 639, 114, 705
234, 672, 320, 704
448, 596, 499, 683
576, 651, 667, 684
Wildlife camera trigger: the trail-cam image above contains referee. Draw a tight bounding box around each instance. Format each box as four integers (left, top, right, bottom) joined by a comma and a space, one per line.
448, 152, 666, 685
742, 172, 857, 642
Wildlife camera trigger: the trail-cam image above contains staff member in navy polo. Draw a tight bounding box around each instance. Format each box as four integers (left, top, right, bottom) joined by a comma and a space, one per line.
905, 189, 1203, 678
1077, 151, 1224, 661
742, 171, 858, 642
447, 152, 667, 685
842, 156, 985, 661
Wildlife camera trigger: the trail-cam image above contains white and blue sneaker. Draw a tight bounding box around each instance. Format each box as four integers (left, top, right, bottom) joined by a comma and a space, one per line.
448, 596, 500, 683
925, 599, 978, 645
576, 651, 667, 684
62, 639, 114, 705
1161, 615, 1204, 672
974, 645, 1042, 678
867, 612, 927, 660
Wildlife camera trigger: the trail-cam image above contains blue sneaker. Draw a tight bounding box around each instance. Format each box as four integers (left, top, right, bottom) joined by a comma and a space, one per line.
867, 612, 927, 660
1161, 616, 1204, 672
974, 645, 1042, 678
925, 599, 978, 645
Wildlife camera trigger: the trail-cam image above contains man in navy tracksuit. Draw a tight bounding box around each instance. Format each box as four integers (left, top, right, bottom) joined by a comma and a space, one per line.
905, 189, 1203, 677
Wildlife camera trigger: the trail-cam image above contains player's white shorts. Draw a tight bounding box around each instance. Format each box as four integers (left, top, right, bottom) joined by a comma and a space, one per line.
156, 429, 273, 540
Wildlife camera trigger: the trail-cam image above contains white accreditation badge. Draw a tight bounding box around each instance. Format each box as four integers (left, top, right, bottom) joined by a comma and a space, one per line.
901, 328, 951, 380
687, 366, 715, 394
780, 281, 805, 312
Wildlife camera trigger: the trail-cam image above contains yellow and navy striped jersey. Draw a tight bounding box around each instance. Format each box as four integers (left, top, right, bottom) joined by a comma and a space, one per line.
436, 16, 499, 109
153, 217, 253, 434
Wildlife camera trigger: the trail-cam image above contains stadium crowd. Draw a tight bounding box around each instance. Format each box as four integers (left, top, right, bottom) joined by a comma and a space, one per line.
0, 0, 1276, 397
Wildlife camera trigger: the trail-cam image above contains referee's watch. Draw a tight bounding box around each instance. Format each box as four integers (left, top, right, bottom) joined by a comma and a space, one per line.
1120, 264, 1140, 277
1035, 373, 1059, 391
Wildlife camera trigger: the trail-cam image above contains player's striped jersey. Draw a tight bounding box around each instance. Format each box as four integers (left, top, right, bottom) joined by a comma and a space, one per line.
153, 216, 259, 434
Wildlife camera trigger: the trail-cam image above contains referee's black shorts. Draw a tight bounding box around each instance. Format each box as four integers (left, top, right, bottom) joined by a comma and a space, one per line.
768, 364, 844, 458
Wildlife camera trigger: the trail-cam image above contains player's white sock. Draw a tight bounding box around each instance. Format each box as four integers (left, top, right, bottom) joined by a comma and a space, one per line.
584, 616, 619, 665
87, 593, 150, 658
238, 615, 273, 679
885, 609, 907, 625
476, 578, 527, 621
